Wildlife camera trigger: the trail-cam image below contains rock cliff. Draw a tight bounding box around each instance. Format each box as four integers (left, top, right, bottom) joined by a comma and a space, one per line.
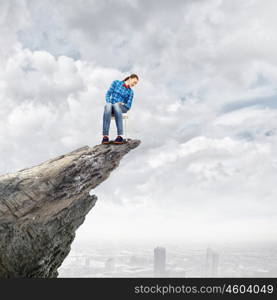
0, 139, 140, 278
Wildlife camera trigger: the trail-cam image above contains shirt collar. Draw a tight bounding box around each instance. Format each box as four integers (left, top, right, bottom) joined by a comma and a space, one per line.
122, 81, 130, 88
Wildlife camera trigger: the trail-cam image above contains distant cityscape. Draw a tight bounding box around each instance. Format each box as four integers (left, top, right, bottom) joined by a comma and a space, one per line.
58, 240, 277, 278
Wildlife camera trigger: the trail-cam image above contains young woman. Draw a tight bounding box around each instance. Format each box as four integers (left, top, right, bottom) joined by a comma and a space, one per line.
102, 74, 139, 144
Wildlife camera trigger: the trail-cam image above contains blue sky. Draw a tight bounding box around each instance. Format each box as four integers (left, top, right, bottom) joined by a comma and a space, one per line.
1, 0, 277, 244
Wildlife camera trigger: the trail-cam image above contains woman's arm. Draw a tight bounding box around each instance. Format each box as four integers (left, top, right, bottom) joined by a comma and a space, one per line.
105, 80, 118, 103
124, 90, 134, 109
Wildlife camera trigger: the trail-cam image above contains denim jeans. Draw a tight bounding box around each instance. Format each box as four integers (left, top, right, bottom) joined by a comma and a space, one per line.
102, 102, 129, 136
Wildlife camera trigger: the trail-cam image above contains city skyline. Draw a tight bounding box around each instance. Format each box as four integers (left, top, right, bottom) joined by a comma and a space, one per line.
58, 238, 277, 278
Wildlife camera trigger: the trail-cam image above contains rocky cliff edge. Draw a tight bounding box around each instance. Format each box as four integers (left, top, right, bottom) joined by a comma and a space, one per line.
0, 139, 140, 277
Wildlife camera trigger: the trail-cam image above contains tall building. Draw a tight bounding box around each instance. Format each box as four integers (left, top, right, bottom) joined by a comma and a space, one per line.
154, 246, 166, 277
85, 257, 90, 267
105, 258, 116, 272
204, 247, 219, 277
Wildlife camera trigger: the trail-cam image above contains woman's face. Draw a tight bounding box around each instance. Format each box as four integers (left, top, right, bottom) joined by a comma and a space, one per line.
128, 77, 138, 87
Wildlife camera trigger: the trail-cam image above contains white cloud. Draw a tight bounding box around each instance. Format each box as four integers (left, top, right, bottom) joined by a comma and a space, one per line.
0, 1, 31, 62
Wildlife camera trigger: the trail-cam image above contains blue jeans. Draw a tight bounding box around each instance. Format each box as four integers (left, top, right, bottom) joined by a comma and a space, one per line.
102, 102, 129, 136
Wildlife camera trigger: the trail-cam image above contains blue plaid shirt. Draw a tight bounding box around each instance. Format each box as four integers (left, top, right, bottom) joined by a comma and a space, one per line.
105, 80, 134, 109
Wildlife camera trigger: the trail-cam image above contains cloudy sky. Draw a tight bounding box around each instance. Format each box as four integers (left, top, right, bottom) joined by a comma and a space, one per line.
1, 0, 277, 245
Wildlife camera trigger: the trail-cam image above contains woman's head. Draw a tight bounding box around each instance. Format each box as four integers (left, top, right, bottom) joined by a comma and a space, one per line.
123, 74, 139, 87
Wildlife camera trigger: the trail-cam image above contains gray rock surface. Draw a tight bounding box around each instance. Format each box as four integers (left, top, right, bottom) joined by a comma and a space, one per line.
0, 139, 140, 278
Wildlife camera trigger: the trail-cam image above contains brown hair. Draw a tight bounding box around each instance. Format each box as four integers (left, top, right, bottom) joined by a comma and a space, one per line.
123, 74, 139, 82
